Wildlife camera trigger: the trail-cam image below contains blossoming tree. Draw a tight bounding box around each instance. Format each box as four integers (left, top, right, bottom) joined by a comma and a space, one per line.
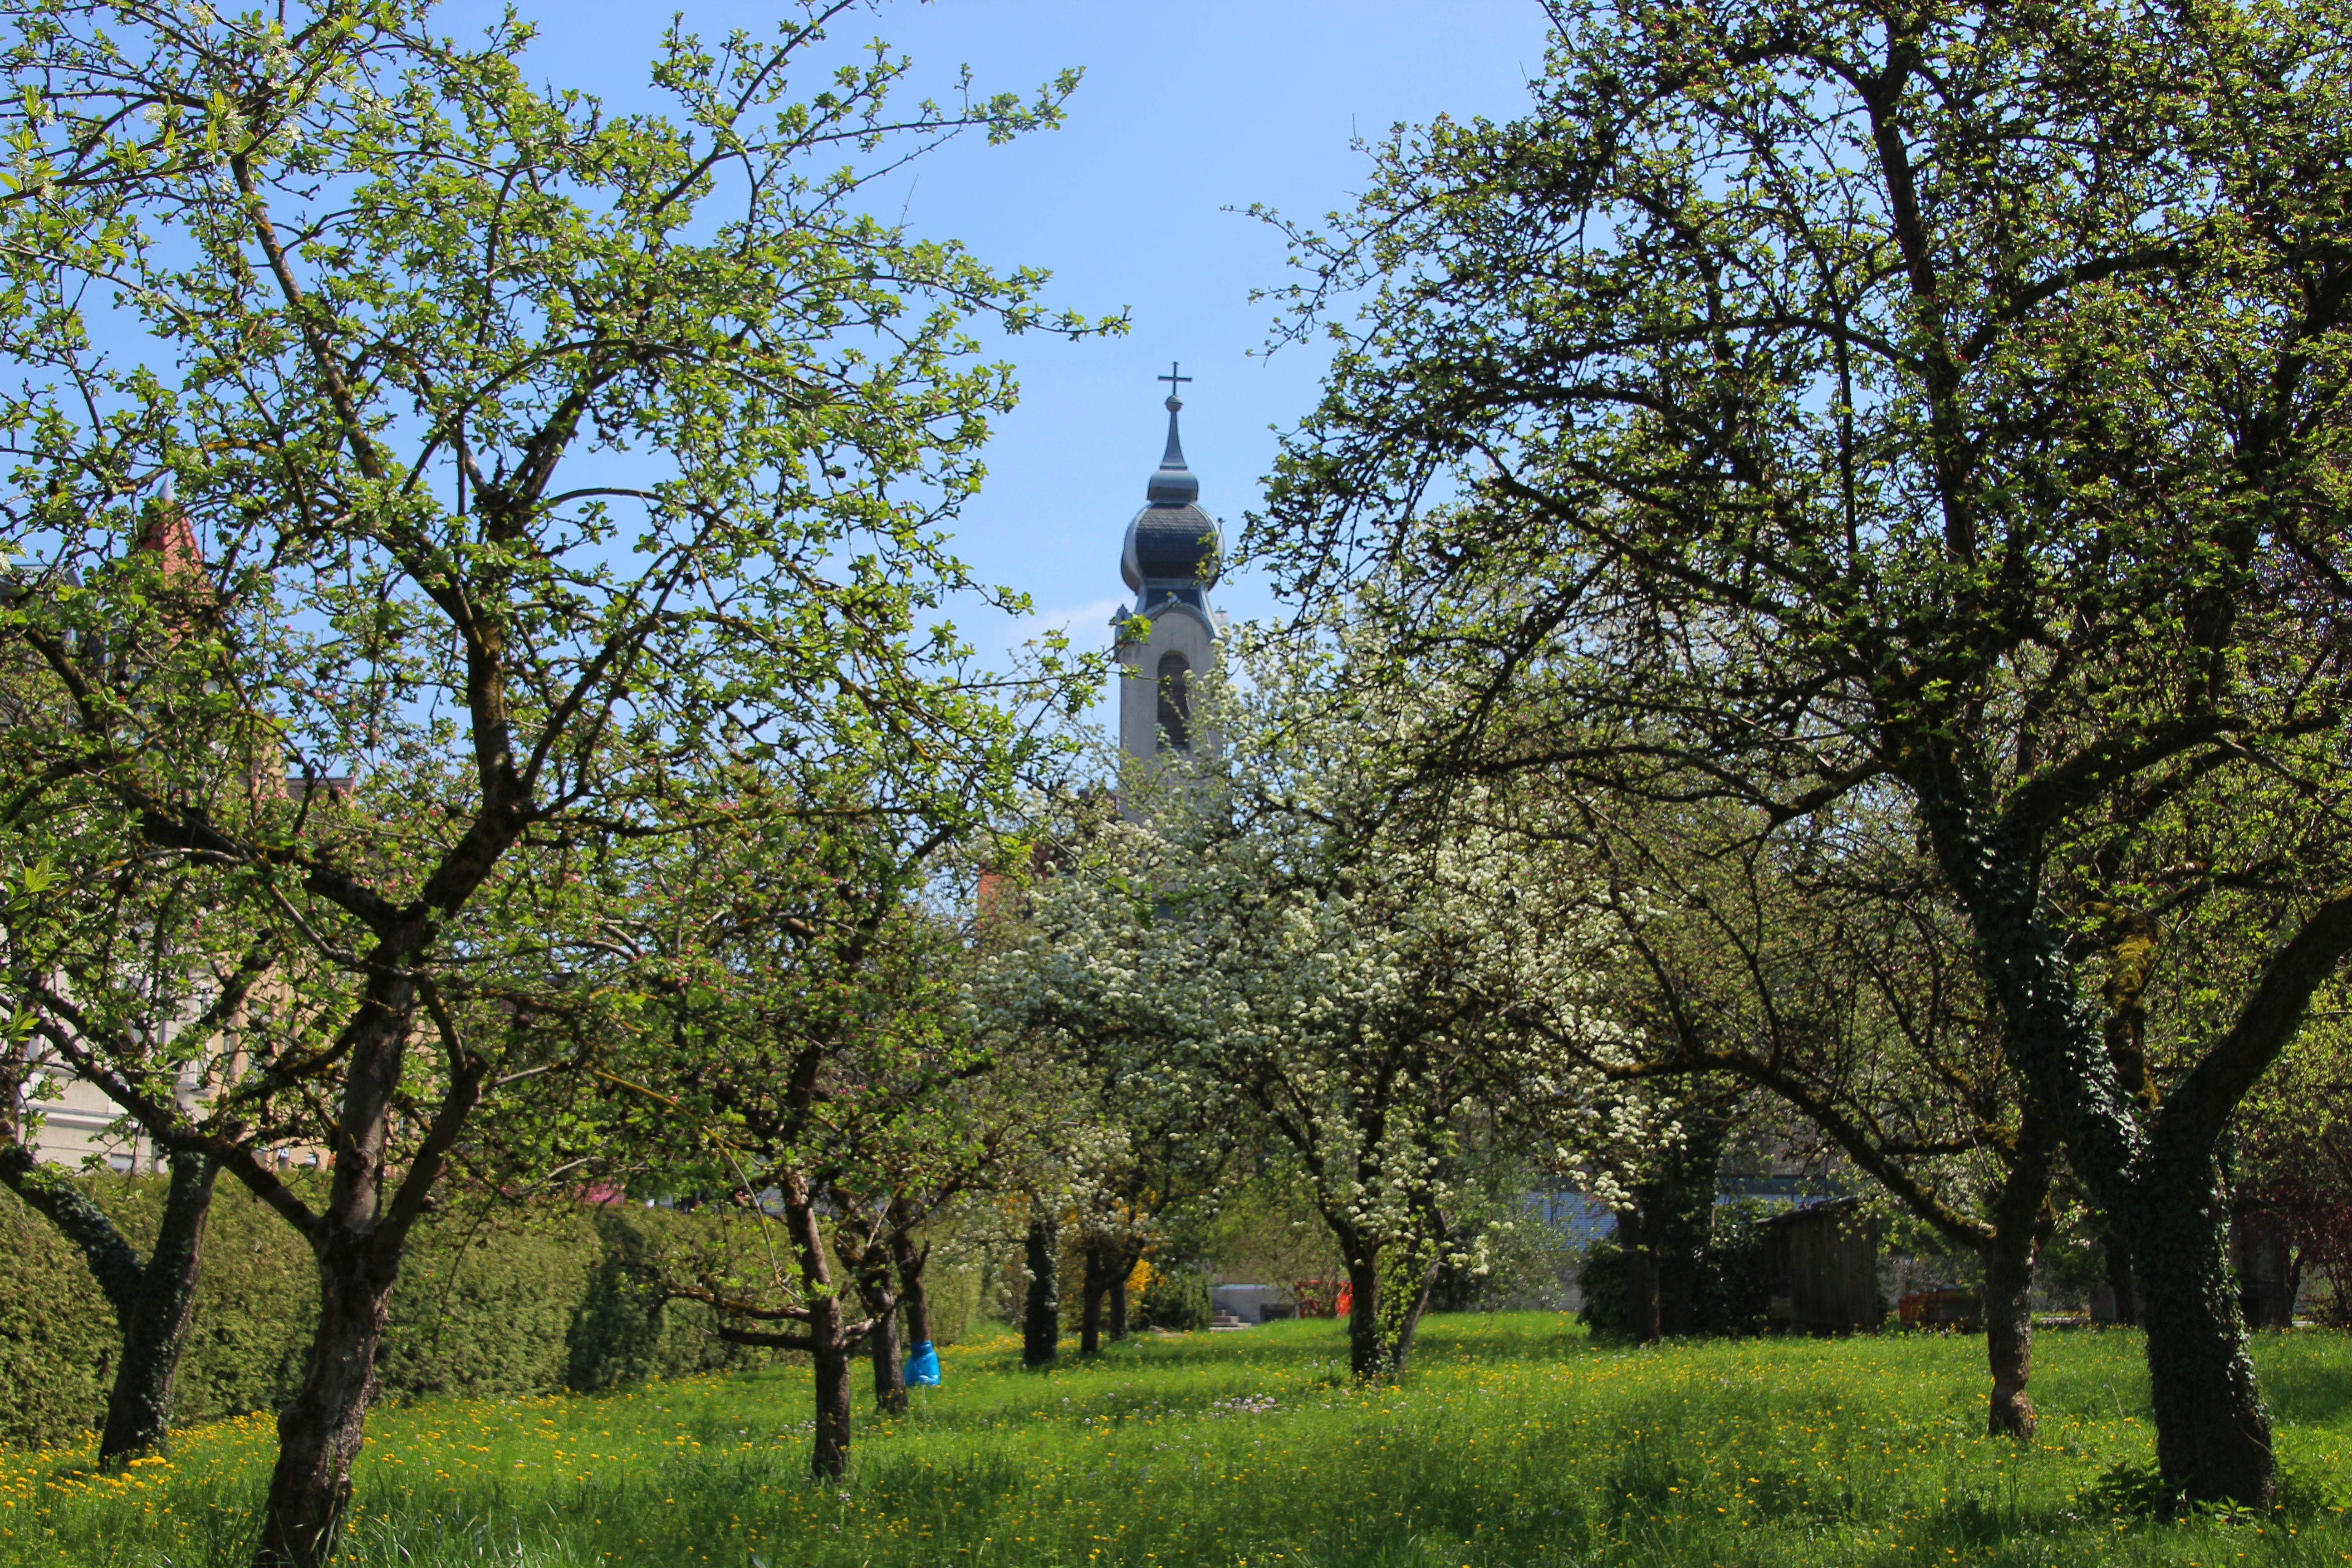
982, 620, 1627, 1377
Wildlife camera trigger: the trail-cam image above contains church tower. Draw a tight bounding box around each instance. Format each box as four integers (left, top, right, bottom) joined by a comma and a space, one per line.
1114, 365, 1222, 763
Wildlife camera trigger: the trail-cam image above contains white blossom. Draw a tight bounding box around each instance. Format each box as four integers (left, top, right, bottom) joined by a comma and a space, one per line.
974, 603, 1668, 1370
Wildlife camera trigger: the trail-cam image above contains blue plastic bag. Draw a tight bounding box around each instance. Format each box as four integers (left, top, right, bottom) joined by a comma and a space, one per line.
903, 1340, 941, 1387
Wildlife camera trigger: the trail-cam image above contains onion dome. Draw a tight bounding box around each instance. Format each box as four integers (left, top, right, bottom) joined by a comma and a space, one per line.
1120, 387, 1222, 595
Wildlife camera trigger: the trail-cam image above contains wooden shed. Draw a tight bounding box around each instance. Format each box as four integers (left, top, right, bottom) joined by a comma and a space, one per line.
1765, 1198, 1883, 1335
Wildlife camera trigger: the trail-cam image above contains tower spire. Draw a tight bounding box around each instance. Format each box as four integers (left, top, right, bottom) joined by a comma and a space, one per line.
1121, 363, 1220, 597
1156, 360, 1193, 471
1117, 364, 1220, 775
1144, 361, 1200, 507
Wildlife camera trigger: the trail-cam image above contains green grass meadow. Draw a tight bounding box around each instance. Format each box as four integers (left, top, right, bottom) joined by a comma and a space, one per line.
7, 1317, 2351, 1567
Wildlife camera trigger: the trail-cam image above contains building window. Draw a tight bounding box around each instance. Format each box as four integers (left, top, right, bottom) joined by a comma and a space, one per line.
1156, 651, 1191, 752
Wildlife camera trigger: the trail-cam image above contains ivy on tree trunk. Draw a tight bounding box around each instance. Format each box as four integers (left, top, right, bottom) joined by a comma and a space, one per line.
0, 1146, 216, 1469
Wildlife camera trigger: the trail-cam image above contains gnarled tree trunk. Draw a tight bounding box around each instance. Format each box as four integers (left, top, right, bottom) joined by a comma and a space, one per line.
789, 1180, 863, 1478
0, 1144, 218, 1467
1617, 1207, 1661, 1343
810, 1332, 854, 1478
1984, 1107, 2058, 1438
255, 969, 485, 1568
1982, 1230, 2038, 1439
893, 1228, 932, 1350
100, 1152, 218, 1465
834, 1200, 907, 1416
2100, 1227, 2141, 1324
1919, 814, 2347, 1507
2138, 1145, 2273, 1505
260, 1231, 398, 1565
1078, 1239, 1112, 1356
1344, 1252, 1385, 1376
1341, 1239, 1436, 1378
707, 1175, 874, 1480
1022, 1213, 1059, 1367
1107, 1256, 1131, 1341
862, 1279, 906, 1416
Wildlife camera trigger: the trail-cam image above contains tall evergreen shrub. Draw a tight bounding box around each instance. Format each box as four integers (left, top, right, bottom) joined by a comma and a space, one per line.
0, 1179, 760, 1447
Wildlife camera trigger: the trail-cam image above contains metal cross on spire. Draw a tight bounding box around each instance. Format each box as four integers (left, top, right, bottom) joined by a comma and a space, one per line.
1155, 360, 1195, 475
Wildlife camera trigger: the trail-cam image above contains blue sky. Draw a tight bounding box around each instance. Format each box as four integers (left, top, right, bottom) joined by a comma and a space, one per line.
465, 0, 1554, 687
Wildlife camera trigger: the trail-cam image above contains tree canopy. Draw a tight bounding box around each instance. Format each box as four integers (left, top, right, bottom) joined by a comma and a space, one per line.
1250, 0, 2352, 1506
0, 1, 1104, 1559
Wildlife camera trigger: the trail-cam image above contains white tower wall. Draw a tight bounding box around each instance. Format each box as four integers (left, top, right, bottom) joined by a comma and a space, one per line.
1116, 602, 1216, 760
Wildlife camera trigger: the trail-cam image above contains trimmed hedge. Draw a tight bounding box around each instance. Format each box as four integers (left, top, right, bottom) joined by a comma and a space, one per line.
0, 1190, 120, 1450
1578, 1199, 1777, 1340
0, 1178, 760, 1449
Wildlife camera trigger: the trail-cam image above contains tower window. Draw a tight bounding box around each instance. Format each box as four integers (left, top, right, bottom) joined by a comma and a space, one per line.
1156, 651, 1191, 753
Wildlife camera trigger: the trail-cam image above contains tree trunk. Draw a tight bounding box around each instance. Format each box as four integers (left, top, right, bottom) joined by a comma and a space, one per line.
1915, 809, 2352, 1506
2138, 1147, 2274, 1506
828, 1194, 912, 1415
811, 1338, 854, 1479
1340, 1242, 1436, 1378
866, 1288, 906, 1416
1344, 1252, 1384, 1377
1079, 1240, 1110, 1356
1079, 1281, 1104, 1355
255, 946, 466, 1568
1648, 1112, 1727, 1336
1984, 1106, 2056, 1438
1107, 1251, 1132, 1341
1619, 1208, 1661, 1343
257, 1233, 397, 1567
1387, 1255, 1437, 1371
1022, 1214, 1059, 1367
99, 1152, 218, 1466
1983, 1235, 2037, 1439
2102, 1227, 2141, 1324
785, 1178, 862, 1477
711, 1181, 868, 1475
0, 1142, 220, 1468
893, 1229, 932, 1348
832, 1206, 906, 1417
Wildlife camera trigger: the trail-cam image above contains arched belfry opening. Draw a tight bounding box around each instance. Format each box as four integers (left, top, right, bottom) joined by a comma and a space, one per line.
1156, 651, 1191, 752
1113, 362, 1222, 780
